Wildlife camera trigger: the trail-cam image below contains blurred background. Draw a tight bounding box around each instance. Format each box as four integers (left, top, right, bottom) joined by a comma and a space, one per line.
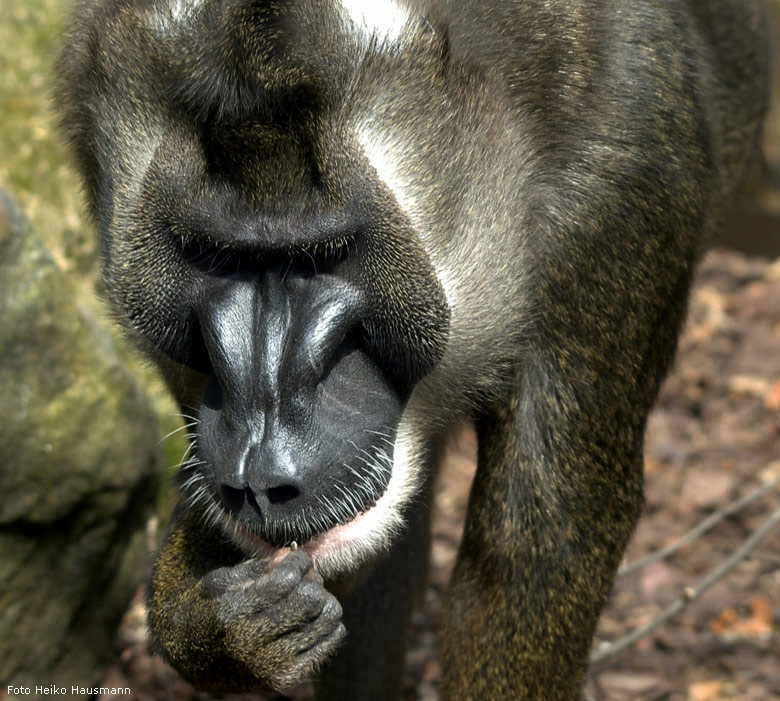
0, 1, 779, 699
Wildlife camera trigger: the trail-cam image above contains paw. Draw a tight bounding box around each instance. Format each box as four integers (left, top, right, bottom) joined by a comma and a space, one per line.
202, 549, 346, 690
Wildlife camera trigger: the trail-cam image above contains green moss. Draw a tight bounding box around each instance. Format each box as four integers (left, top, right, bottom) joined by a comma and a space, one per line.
0, 0, 186, 539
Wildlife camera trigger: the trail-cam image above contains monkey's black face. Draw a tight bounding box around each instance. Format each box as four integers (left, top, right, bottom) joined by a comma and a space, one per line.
190, 268, 404, 552
142, 146, 449, 560
57, 0, 466, 571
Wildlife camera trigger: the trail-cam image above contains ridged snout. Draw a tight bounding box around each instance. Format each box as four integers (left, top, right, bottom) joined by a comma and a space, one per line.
195, 272, 401, 546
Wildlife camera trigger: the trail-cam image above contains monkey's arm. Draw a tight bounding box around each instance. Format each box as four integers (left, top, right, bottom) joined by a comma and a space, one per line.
441, 354, 651, 699
146, 505, 346, 692
442, 382, 644, 698
440, 193, 695, 698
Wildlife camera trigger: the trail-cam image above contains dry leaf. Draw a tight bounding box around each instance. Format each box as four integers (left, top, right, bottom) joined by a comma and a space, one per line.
729, 374, 769, 397
764, 379, 780, 411
689, 680, 725, 701
760, 460, 780, 483
710, 606, 738, 634
710, 597, 773, 640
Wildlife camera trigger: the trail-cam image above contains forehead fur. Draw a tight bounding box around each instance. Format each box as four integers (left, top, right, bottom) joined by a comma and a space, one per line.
127, 0, 426, 122
146, 0, 204, 35
337, 0, 414, 45
144, 0, 416, 45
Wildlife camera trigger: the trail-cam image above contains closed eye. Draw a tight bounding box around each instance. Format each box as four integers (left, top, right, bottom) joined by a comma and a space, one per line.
178, 234, 354, 277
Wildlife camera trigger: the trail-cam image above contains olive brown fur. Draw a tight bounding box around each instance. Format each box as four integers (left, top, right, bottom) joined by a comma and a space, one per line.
55, 0, 771, 699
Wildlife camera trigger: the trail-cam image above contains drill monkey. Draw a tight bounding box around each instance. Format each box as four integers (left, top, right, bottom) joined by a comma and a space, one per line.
55, 0, 770, 698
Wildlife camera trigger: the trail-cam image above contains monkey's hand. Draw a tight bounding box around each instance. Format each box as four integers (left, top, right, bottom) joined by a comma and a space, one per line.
203, 550, 346, 689
148, 519, 346, 692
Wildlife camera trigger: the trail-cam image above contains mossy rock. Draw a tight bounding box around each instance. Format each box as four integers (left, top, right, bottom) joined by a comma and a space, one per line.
0, 189, 160, 694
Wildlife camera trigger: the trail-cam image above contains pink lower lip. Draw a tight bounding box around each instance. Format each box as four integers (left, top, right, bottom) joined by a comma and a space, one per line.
236, 507, 372, 559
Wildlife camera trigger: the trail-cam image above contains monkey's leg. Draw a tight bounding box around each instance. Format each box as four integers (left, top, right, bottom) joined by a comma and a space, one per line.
315, 491, 433, 701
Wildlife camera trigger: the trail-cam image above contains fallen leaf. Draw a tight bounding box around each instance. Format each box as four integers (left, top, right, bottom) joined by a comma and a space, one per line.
640, 560, 678, 598
710, 606, 738, 635
760, 460, 780, 483
681, 470, 739, 509
710, 597, 773, 640
729, 374, 769, 397
597, 671, 668, 697
689, 680, 725, 701
765, 257, 780, 283
764, 379, 780, 411
738, 596, 773, 639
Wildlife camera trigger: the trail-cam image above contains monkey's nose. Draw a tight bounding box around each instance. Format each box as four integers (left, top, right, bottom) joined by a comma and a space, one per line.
218, 442, 308, 520
216, 452, 317, 547
265, 483, 303, 505
218, 480, 304, 518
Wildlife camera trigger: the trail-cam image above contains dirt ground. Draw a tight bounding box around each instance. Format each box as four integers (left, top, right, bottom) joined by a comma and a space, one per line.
101, 247, 780, 701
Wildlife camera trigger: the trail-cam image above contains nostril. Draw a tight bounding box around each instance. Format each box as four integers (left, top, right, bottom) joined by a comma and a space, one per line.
266, 484, 302, 505
220, 484, 247, 514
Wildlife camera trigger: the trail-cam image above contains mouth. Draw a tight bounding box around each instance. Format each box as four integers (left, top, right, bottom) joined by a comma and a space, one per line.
230, 502, 380, 559
213, 437, 417, 576
215, 459, 390, 555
